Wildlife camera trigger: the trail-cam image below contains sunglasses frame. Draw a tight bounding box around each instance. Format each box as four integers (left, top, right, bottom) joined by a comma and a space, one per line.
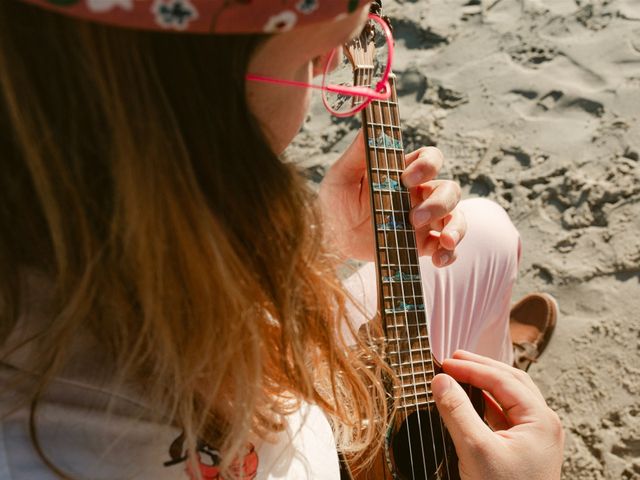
246, 14, 394, 118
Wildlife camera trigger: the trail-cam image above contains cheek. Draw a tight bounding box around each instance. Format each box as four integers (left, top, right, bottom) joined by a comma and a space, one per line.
246, 64, 313, 155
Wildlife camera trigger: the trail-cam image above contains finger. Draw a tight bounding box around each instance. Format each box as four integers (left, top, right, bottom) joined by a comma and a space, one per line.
452, 350, 546, 402
401, 147, 444, 188
432, 247, 457, 268
404, 146, 444, 168
439, 208, 466, 251
420, 234, 440, 257
483, 391, 511, 431
432, 374, 492, 453
409, 182, 434, 208
415, 218, 444, 257
410, 180, 461, 229
442, 358, 546, 424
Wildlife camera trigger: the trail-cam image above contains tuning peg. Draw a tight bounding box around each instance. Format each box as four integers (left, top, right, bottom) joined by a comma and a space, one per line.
382, 15, 393, 33
370, 0, 382, 15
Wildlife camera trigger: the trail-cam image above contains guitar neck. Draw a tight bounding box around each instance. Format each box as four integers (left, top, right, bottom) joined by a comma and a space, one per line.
361, 74, 436, 408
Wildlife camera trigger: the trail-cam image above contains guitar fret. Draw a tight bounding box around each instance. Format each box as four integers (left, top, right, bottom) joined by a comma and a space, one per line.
368, 121, 401, 129
382, 275, 422, 284
386, 328, 428, 336
386, 334, 428, 342
370, 168, 404, 174
374, 209, 411, 216
398, 396, 434, 408
370, 146, 404, 153
398, 388, 434, 397
398, 386, 434, 396
384, 299, 425, 305
390, 334, 430, 342
384, 312, 425, 318
398, 399, 436, 410
390, 359, 435, 369
377, 245, 418, 251
382, 279, 422, 285
381, 335, 432, 346
376, 227, 415, 234
398, 393, 434, 405
371, 100, 399, 107
383, 291, 424, 297
388, 347, 432, 356
372, 188, 409, 195
394, 380, 432, 390
384, 307, 425, 315
396, 369, 435, 379
381, 263, 421, 268
383, 289, 423, 295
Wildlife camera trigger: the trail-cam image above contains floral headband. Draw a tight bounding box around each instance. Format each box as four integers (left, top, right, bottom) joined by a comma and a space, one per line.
19, 0, 371, 34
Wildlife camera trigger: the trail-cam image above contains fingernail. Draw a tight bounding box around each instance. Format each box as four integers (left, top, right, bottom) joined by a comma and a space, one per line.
439, 252, 450, 265
402, 170, 421, 188
414, 210, 431, 227
448, 230, 460, 244
433, 374, 452, 401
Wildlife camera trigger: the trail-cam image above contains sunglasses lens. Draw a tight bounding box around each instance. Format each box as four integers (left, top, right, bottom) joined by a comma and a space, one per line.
322, 17, 390, 117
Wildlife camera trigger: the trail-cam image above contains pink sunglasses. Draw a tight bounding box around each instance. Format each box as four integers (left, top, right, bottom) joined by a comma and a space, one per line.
246, 14, 394, 118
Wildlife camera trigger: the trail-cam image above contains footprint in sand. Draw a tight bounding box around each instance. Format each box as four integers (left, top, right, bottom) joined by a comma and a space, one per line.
392, 19, 448, 51
532, 90, 605, 118
508, 42, 559, 69
575, 3, 613, 32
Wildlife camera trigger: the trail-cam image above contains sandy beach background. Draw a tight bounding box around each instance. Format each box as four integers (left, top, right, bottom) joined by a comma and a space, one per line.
288, 0, 640, 478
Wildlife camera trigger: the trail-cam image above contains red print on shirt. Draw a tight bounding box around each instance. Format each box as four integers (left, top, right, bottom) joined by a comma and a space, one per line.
165, 433, 258, 480
186, 443, 258, 480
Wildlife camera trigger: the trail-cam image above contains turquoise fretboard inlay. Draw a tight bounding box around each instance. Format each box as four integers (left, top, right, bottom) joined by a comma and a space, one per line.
383, 270, 422, 283
378, 215, 406, 231
385, 301, 425, 315
369, 133, 403, 150
372, 176, 401, 192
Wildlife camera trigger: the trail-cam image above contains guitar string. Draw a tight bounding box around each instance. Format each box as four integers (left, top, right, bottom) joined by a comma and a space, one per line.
357, 19, 456, 477
385, 49, 453, 480
387, 74, 453, 478
382, 73, 439, 477
369, 61, 427, 478
359, 65, 416, 479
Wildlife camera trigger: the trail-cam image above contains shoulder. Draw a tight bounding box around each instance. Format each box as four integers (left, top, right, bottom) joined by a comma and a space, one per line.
254, 403, 340, 480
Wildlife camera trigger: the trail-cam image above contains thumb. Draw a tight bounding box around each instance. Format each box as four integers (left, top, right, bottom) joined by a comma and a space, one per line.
432, 374, 491, 453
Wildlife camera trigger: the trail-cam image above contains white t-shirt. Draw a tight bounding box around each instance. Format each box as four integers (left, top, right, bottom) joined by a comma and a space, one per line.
0, 371, 340, 479
0, 274, 340, 479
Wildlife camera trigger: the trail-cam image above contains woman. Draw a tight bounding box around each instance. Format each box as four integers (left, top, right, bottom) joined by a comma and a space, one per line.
0, 1, 563, 479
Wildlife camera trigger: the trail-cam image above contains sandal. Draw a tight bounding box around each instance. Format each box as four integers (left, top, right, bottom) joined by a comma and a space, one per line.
510, 293, 558, 372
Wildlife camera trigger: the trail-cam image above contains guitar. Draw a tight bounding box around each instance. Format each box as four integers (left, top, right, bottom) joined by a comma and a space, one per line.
340, 3, 485, 479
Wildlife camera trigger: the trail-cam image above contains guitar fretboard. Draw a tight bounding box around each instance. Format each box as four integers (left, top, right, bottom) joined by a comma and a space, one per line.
361, 74, 436, 408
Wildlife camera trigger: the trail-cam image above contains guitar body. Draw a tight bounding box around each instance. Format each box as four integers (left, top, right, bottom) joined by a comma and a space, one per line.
342, 360, 484, 480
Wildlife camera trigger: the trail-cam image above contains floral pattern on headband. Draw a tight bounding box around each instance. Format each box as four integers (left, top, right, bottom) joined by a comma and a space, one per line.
296, 0, 319, 15
153, 0, 198, 31
263, 11, 298, 33
22, 0, 370, 34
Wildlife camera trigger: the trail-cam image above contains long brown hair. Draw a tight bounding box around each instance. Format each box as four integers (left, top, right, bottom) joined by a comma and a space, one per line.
0, 1, 388, 477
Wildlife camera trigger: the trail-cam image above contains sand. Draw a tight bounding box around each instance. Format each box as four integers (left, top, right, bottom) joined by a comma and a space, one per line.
287, 1, 640, 478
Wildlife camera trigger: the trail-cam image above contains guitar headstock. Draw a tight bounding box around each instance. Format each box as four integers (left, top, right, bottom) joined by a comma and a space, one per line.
342, 4, 392, 87
321, 3, 393, 116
